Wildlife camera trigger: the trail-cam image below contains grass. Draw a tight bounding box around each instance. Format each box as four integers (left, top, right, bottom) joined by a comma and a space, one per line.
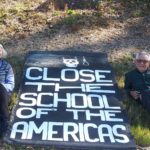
131, 126, 150, 146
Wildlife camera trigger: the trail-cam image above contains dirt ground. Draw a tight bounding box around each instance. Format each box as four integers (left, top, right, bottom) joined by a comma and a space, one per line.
0, 1, 150, 62
3, 15, 150, 62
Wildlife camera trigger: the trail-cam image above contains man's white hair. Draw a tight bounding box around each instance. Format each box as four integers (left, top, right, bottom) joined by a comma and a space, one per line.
0, 44, 7, 58
135, 51, 150, 61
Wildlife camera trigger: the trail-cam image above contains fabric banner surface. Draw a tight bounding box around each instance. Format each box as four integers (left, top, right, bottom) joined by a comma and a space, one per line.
4, 51, 136, 149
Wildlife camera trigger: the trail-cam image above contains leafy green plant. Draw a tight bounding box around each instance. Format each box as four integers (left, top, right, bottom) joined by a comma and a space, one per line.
67, 9, 75, 15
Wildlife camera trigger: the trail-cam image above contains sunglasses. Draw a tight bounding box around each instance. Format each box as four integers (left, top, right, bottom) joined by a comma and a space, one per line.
136, 59, 149, 64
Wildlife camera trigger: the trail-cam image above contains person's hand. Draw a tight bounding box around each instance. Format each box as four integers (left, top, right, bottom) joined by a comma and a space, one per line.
130, 91, 141, 100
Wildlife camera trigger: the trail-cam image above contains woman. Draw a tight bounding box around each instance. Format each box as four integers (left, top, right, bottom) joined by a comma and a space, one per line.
0, 44, 15, 135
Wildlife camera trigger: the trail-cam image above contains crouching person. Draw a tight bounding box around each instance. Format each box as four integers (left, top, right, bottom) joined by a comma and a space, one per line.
124, 51, 150, 112
0, 44, 15, 136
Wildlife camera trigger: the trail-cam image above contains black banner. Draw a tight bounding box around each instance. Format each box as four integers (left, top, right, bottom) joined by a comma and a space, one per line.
4, 51, 136, 149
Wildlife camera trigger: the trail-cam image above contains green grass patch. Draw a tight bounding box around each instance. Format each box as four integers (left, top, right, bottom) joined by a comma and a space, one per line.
131, 126, 150, 146
124, 95, 150, 147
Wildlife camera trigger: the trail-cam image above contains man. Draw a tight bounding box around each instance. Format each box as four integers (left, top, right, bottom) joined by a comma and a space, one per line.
124, 51, 150, 111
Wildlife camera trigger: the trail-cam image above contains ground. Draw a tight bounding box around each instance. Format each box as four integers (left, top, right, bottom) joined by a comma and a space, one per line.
0, 1, 150, 62
3, 14, 150, 61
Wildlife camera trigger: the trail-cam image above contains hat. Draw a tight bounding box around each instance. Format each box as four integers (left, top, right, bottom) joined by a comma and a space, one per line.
0, 44, 7, 58
135, 51, 150, 61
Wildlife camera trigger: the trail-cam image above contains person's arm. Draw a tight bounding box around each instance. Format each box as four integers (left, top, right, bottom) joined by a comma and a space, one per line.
124, 73, 140, 100
2, 63, 15, 93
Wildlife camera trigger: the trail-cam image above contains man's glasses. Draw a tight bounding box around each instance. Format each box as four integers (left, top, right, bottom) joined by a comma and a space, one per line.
136, 59, 149, 64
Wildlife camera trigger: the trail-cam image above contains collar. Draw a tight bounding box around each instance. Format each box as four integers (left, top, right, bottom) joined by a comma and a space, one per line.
135, 68, 149, 74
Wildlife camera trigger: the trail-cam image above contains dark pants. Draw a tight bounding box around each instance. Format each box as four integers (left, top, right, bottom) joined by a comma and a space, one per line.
0, 83, 10, 122
141, 90, 150, 113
